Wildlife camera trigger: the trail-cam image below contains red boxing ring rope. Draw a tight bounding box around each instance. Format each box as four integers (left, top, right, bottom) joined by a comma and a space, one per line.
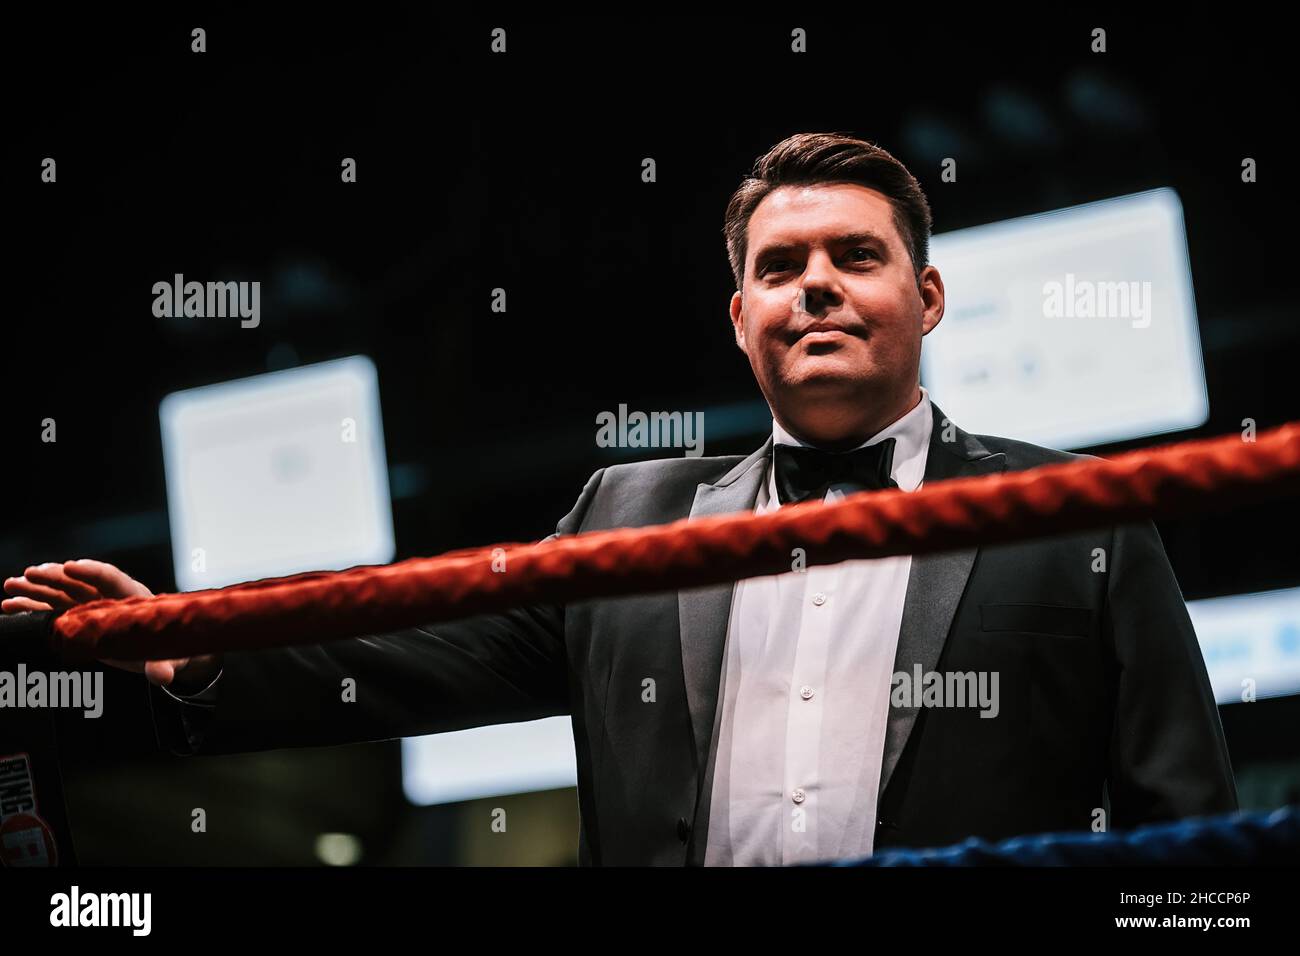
51, 422, 1300, 663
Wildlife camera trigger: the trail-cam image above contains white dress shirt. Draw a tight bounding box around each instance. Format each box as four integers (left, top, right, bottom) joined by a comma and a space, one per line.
704, 385, 933, 865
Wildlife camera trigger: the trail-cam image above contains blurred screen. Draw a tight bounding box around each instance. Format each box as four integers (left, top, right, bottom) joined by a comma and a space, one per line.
159, 355, 395, 591
1189, 586, 1300, 706
401, 717, 578, 806
920, 188, 1209, 450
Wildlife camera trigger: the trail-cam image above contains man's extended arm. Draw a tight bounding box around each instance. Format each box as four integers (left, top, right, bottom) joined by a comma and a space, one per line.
148, 468, 607, 756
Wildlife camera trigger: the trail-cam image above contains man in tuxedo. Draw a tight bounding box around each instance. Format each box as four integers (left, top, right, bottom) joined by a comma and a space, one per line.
3, 132, 1237, 865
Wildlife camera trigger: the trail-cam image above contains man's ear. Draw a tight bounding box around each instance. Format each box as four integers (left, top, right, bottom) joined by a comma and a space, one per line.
918, 265, 945, 336
729, 290, 748, 353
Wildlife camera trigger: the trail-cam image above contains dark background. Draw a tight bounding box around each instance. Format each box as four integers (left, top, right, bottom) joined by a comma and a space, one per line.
4, 8, 1297, 864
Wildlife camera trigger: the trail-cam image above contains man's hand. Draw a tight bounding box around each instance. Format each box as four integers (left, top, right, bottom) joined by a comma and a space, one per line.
2, 559, 221, 691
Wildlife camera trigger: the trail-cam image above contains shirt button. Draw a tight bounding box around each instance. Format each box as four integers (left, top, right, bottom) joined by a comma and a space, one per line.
812, 592, 827, 606
792, 788, 806, 804
799, 685, 815, 700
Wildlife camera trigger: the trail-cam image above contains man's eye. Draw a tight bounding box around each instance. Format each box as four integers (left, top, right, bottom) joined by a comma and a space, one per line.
762, 260, 793, 274
846, 247, 877, 262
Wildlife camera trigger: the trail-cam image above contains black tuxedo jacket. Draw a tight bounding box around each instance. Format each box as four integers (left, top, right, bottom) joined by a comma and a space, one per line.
149, 400, 1238, 864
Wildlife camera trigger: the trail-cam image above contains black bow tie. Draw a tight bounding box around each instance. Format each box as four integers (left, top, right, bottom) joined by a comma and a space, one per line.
772, 438, 899, 505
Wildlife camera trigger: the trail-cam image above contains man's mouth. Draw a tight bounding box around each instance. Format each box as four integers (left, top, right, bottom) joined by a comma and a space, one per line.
802, 329, 849, 342
793, 320, 862, 343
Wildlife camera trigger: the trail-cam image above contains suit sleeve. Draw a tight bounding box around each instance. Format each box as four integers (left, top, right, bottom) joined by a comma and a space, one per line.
147, 468, 607, 756
1102, 518, 1239, 827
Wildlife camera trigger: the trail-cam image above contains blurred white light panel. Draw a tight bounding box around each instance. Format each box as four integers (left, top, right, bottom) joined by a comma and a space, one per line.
920, 188, 1209, 450
402, 718, 577, 805
1188, 586, 1300, 705
160, 355, 395, 591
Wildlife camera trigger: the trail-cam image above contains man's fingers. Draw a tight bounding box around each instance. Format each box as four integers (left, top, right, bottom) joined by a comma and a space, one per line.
63, 559, 151, 599
1, 596, 54, 613
101, 658, 189, 681
3, 576, 77, 611
23, 564, 101, 603
144, 660, 177, 687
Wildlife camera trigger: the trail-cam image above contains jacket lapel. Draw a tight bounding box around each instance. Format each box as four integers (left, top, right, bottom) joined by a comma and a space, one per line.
679, 437, 772, 773
876, 400, 1005, 799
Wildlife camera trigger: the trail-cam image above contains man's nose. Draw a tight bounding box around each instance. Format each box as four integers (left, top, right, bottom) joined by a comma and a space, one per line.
796, 253, 842, 313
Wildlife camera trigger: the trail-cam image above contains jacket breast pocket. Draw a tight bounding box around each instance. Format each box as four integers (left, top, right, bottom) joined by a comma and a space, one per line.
980, 603, 1091, 638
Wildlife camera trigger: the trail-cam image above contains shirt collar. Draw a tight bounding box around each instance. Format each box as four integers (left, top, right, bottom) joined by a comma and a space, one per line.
762, 384, 933, 510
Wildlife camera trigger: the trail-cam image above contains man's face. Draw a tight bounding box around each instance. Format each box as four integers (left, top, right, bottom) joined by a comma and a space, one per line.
729, 182, 944, 441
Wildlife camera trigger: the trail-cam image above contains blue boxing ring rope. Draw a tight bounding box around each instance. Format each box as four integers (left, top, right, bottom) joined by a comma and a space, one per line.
824, 805, 1300, 866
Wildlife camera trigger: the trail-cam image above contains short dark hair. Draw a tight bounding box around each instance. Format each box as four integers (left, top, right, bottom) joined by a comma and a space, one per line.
723, 132, 933, 293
